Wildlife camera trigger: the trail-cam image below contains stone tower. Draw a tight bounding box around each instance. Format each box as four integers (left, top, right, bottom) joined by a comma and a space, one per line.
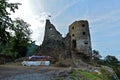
69, 20, 92, 57
36, 19, 92, 66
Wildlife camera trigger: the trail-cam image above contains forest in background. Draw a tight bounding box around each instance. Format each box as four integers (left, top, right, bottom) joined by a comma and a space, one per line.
0, 0, 120, 79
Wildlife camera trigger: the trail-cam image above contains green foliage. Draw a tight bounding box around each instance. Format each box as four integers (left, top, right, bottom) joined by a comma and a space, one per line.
92, 50, 102, 61
100, 68, 112, 80
26, 41, 38, 56
0, 0, 21, 44
110, 66, 120, 79
10, 18, 32, 57
0, 18, 32, 59
0, 1, 32, 59
104, 55, 119, 66
93, 53, 120, 79
0, 40, 18, 59
55, 77, 62, 80
114, 67, 120, 79
69, 69, 112, 80
92, 50, 103, 66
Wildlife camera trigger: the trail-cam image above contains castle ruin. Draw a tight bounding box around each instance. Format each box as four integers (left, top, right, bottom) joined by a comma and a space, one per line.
36, 19, 92, 67
69, 20, 92, 57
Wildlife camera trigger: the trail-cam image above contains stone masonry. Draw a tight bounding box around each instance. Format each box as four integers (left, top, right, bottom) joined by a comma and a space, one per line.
36, 19, 92, 67
69, 20, 92, 57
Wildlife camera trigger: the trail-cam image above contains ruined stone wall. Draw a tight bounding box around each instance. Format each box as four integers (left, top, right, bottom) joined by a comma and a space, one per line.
43, 19, 62, 42
69, 20, 92, 56
39, 19, 64, 54
36, 20, 67, 62
36, 19, 92, 66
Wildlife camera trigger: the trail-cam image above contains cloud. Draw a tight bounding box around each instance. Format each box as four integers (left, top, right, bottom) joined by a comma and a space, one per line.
89, 9, 120, 59
53, 0, 81, 19
89, 9, 120, 35
89, 10, 120, 25
81, 1, 89, 20
34, 12, 51, 23
9, 0, 48, 45
29, 13, 48, 45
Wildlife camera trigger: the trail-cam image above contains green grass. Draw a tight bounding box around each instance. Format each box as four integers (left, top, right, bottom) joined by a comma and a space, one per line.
55, 76, 63, 80
79, 71, 101, 80
69, 69, 112, 80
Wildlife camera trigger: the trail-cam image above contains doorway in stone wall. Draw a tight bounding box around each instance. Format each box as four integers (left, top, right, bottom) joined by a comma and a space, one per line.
72, 39, 76, 49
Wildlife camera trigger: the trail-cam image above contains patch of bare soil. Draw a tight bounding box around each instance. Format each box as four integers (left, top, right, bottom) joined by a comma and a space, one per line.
0, 63, 71, 80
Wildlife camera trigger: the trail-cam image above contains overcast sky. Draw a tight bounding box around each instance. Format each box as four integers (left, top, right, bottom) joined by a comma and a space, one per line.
9, 0, 120, 59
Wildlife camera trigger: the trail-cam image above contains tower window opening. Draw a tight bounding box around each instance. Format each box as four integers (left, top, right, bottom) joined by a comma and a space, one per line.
83, 32, 86, 35
49, 27, 52, 30
72, 26, 74, 29
84, 42, 88, 45
72, 34, 74, 36
0, 21, 2, 25
82, 24, 85, 27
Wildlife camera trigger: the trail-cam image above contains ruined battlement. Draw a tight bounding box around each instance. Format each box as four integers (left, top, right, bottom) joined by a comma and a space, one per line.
36, 19, 92, 67
43, 19, 62, 42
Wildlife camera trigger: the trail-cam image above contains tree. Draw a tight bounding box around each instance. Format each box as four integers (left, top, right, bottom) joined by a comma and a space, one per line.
0, 0, 21, 44
0, 0, 32, 58
105, 55, 119, 66
92, 50, 102, 59
92, 50, 102, 64
0, 18, 32, 58
11, 18, 32, 57
104, 55, 120, 79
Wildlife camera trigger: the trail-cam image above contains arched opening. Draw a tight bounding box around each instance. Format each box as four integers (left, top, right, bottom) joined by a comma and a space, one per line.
82, 24, 85, 27
0, 21, 2, 25
49, 27, 52, 30
83, 32, 86, 35
84, 42, 88, 45
72, 34, 74, 37
72, 26, 74, 29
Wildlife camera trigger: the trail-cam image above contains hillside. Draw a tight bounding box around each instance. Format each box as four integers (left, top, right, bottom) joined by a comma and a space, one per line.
0, 63, 118, 80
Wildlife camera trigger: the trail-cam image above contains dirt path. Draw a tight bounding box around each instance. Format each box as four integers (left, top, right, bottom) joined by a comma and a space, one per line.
0, 63, 70, 80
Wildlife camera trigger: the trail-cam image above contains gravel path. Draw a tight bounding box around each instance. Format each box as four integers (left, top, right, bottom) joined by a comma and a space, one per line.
1, 71, 57, 80
0, 63, 68, 80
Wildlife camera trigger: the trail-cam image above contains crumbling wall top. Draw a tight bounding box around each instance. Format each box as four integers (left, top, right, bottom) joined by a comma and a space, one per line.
43, 19, 62, 42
